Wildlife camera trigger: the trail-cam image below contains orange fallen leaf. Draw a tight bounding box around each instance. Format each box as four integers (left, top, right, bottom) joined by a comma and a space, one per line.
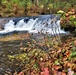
44, 68, 49, 71
18, 72, 23, 75
67, 62, 72, 67
65, 51, 70, 57
54, 66, 61, 70
41, 72, 44, 75
41, 67, 50, 75
61, 72, 66, 75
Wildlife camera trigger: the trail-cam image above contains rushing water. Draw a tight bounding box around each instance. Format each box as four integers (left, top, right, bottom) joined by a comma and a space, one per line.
0, 15, 66, 36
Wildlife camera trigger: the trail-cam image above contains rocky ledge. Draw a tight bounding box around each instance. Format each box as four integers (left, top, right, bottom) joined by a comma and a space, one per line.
0, 18, 14, 30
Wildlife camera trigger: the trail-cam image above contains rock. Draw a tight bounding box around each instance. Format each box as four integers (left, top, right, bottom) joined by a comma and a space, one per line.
0, 18, 13, 30
0, 25, 3, 30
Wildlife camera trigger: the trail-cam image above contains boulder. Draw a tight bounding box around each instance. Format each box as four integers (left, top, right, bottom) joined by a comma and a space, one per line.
0, 18, 13, 30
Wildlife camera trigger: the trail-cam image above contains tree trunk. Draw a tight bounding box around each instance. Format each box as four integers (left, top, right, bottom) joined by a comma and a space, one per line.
0, 0, 2, 5
36, 0, 39, 6
31, 0, 34, 3
31, 0, 39, 6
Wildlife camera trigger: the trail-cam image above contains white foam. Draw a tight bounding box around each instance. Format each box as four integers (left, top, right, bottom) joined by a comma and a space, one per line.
0, 16, 66, 35
4, 20, 15, 30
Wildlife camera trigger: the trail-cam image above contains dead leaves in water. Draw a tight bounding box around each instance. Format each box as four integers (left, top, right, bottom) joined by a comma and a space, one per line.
6, 36, 76, 75
0, 33, 31, 41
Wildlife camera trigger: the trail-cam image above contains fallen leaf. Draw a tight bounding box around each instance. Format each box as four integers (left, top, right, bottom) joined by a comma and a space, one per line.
65, 51, 70, 57
41, 67, 50, 75
18, 72, 23, 75
74, 40, 76, 47
61, 72, 66, 75
54, 66, 61, 70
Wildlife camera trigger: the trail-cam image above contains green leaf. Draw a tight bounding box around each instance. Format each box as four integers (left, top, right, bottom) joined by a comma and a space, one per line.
57, 10, 64, 14
73, 74, 76, 75
71, 52, 76, 57
74, 21, 76, 25
54, 60, 59, 65
69, 16, 75, 21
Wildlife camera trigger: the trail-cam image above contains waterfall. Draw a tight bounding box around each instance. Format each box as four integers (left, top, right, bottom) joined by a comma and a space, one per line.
0, 15, 66, 35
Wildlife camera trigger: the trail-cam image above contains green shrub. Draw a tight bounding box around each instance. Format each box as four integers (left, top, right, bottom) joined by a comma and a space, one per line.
60, 9, 76, 33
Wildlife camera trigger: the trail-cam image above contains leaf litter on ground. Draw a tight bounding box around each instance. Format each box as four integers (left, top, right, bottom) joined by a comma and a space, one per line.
2, 33, 76, 75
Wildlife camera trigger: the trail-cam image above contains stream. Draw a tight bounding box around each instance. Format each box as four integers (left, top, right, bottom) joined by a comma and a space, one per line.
0, 40, 22, 74
0, 15, 69, 74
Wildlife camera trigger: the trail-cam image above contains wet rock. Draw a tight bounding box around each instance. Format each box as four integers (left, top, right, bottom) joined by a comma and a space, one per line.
0, 25, 3, 30
0, 18, 13, 30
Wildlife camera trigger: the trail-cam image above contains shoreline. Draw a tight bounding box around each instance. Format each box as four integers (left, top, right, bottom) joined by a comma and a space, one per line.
0, 31, 70, 42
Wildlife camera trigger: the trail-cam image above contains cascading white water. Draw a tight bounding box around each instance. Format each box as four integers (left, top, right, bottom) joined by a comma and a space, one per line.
0, 15, 66, 35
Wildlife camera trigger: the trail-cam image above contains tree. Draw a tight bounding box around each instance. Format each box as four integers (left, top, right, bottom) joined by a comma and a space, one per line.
0, 0, 2, 5
23, 0, 28, 15
31, 0, 40, 6
36, 0, 39, 6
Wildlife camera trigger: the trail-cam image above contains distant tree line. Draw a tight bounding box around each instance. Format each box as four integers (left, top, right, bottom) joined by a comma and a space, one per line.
0, 0, 76, 6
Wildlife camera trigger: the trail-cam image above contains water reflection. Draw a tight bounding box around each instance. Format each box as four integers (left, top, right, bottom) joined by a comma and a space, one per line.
0, 40, 24, 74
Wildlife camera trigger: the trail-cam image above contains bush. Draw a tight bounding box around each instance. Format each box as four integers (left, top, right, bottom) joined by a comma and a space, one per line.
60, 9, 76, 33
